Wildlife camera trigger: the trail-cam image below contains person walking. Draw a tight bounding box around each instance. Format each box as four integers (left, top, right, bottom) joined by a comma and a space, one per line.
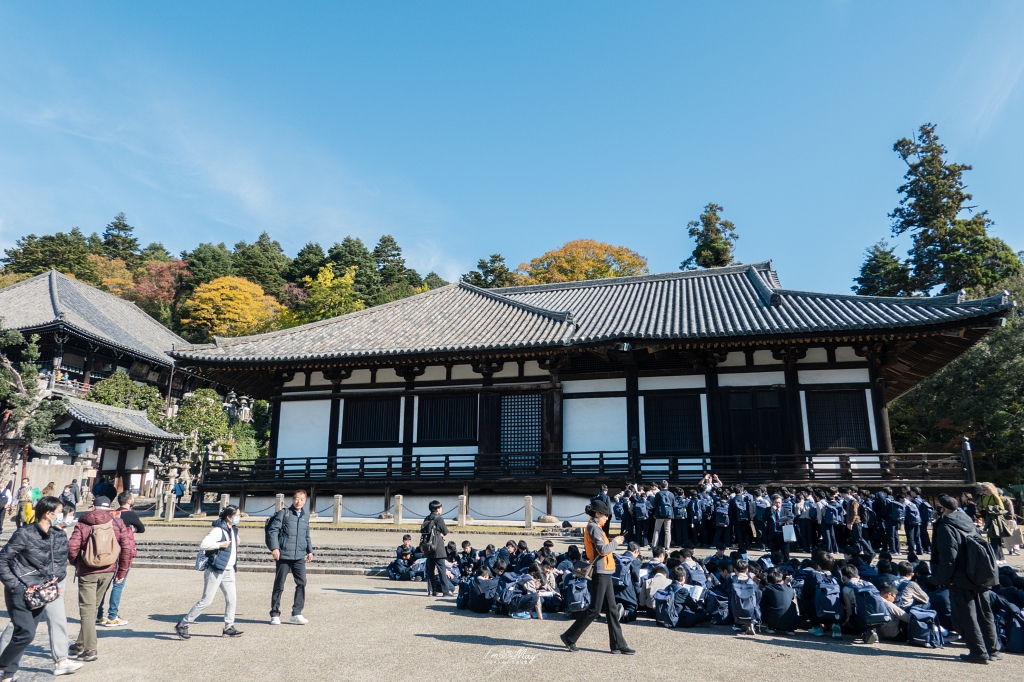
97, 491, 143, 627
931, 494, 1001, 664
559, 499, 634, 655
68, 479, 81, 508
172, 479, 186, 507
420, 500, 452, 597
0, 496, 82, 678
0, 482, 13, 534
978, 482, 1010, 563
266, 490, 314, 625
67, 496, 131, 663
176, 505, 243, 639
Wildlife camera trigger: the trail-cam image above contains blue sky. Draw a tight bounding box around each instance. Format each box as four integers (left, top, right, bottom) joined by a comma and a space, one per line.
1, 2, 1023, 292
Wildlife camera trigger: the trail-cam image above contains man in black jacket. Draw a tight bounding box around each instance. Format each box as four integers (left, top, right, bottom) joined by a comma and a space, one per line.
267, 490, 314, 625
931, 494, 1001, 664
421, 500, 452, 597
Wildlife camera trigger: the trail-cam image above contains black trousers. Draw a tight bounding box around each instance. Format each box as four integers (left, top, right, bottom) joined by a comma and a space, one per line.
920, 524, 931, 553
634, 519, 650, 546
797, 518, 814, 552
949, 587, 999, 658
0, 588, 44, 675
562, 573, 628, 651
270, 559, 307, 617
887, 523, 902, 554
735, 522, 753, 552
822, 525, 839, 553
850, 523, 872, 555
425, 557, 452, 595
713, 526, 731, 548
754, 519, 769, 549
905, 523, 922, 554
769, 530, 790, 562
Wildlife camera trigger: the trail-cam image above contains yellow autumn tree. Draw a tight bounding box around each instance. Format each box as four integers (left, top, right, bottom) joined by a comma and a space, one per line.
87, 254, 134, 296
279, 263, 365, 328
516, 239, 649, 284
181, 276, 283, 340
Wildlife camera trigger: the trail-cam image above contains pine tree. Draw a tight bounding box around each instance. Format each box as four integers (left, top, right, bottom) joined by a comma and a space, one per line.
423, 272, 448, 289
890, 123, 1021, 293
180, 242, 235, 293
373, 235, 407, 288
286, 242, 327, 283
680, 203, 739, 270
852, 241, 914, 296
232, 232, 291, 298
461, 254, 518, 288
2, 227, 98, 282
328, 237, 381, 303
102, 213, 141, 268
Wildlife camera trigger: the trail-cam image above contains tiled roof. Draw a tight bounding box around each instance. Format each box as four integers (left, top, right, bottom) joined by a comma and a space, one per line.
0, 270, 186, 366
171, 261, 1013, 364
65, 397, 184, 442
28, 442, 75, 458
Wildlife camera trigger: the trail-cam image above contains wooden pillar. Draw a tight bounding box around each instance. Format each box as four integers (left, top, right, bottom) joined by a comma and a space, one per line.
308, 485, 317, 517
784, 356, 803, 455
704, 362, 723, 466
625, 363, 640, 481
327, 397, 341, 477
546, 482, 553, 516
869, 364, 893, 453
383, 484, 392, 518
238, 487, 247, 512
401, 393, 415, 474
268, 399, 282, 462
541, 387, 562, 471
478, 390, 501, 472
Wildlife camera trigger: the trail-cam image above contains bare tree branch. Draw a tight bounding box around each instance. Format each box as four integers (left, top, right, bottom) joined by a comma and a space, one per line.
0, 356, 27, 396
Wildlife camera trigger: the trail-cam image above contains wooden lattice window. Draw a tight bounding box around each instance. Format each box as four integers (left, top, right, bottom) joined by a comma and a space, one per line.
500, 393, 542, 453
805, 390, 870, 450
341, 397, 401, 444
417, 395, 477, 444
644, 394, 703, 453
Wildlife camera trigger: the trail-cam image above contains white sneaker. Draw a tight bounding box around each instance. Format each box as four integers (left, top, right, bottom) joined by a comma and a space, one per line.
270, 616, 281, 626
54, 659, 85, 675
289, 614, 309, 625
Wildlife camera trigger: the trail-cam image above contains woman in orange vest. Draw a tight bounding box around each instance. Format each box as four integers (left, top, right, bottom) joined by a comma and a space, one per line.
559, 499, 634, 654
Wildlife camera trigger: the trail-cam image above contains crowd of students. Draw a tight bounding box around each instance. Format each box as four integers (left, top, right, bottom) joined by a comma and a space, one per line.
391, 484, 1023, 663
607, 477, 1019, 562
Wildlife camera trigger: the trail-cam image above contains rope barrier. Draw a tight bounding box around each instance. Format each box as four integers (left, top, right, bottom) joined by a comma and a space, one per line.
401, 504, 428, 518
467, 505, 525, 519
245, 503, 277, 515
532, 505, 587, 519
340, 504, 388, 518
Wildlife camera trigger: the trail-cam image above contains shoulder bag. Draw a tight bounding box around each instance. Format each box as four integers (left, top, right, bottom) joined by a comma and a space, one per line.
20, 535, 61, 609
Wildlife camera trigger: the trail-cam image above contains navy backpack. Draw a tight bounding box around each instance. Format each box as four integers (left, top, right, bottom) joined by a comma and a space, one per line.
730, 578, 761, 624
814, 574, 843, 623
907, 606, 944, 648
851, 582, 891, 629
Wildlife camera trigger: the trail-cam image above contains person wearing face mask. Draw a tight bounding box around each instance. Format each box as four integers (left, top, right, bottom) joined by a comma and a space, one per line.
0, 496, 82, 678
175, 505, 243, 639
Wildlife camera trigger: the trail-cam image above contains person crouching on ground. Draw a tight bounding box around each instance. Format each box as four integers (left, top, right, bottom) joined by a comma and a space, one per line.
176, 505, 243, 639
559, 499, 634, 655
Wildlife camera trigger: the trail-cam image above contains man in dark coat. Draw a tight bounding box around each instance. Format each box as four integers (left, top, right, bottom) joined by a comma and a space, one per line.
266, 490, 314, 625
420, 500, 452, 597
931, 494, 1001, 664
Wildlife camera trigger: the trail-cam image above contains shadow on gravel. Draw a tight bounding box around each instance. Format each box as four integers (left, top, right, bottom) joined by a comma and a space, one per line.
324, 586, 429, 596
415, 633, 564, 651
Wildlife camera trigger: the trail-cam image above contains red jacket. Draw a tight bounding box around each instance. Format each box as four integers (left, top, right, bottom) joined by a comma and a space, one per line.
68, 509, 132, 580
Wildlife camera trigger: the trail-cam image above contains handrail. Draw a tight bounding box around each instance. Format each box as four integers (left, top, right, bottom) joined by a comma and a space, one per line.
202, 450, 970, 484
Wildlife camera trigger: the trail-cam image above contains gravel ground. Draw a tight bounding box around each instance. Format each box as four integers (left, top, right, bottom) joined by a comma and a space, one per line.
1, 564, 1020, 682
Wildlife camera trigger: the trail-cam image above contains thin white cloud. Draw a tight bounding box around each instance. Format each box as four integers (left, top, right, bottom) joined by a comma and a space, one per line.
947, 1, 1024, 139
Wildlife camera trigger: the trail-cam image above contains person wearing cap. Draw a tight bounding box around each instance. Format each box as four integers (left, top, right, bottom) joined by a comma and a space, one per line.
66, 496, 131, 663
559, 499, 634, 655
931, 494, 1001, 664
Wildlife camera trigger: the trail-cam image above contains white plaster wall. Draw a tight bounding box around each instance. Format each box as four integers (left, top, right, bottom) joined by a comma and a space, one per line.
309, 372, 332, 386
638, 375, 705, 390
278, 400, 332, 461
835, 347, 861, 363
283, 374, 305, 387
523, 361, 548, 377
450, 364, 478, 380
492, 363, 520, 378
124, 448, 146, 470
563, 397, 627, 451
342, 369, 373, 384
420, 366, 446, 382
718, 371, 786, 387
376, 368, 401, 383
797, 348, 828, 363
798, 368, 871, 384
562, 378, 626, 394
718, 352, 745, 367
753, 350, 784, 365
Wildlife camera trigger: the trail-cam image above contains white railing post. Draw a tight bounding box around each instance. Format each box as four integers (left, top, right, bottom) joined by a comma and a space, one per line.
524, 495, 533, 530
457, 495, 467, 526
394, 494, 403, 525
333, 495, 343, 524
275, 493, 285, 512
